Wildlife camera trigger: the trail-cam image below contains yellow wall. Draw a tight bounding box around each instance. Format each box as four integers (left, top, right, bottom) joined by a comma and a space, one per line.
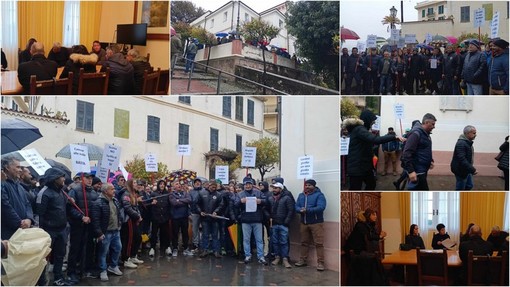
98, 1, 169, 70
381, 192, 402, 253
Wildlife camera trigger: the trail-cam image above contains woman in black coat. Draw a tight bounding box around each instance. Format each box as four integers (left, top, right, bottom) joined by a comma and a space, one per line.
405, 224, 425, 249
61, 45, 97, 94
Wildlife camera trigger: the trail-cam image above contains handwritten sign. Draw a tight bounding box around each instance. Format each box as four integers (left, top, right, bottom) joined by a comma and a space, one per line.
371, 115, 381, 131
394, 104, 405, 120
340, 137, 350, 156
390, 29, 399, 42
18, 149, 51, 176
145, 153, 158, 172
119, 163, 129, 181
490, 12, 499, 38
425, 33, 432, 44
474, 8, 485, 28
70, 144, 90, 173
297, 155, 314, 179
241, 147, 257, 167
100, 144, 121, 171
398, 38, 405, 48
215, 165, 229, 184
96, 160, 109, 184
357, 41, 366, 52
367, 35, 377, 48
177, 144, 191, 156
405, 34, 416, 44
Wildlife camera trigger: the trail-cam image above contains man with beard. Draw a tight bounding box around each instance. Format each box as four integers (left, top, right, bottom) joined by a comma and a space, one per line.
197, 180, 225, 258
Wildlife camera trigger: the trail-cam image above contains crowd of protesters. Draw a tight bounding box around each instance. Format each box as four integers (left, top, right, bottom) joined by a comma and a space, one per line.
1, 158, 328, 286
341, 38, 509, 95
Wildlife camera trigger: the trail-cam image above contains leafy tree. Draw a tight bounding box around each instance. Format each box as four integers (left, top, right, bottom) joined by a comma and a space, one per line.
457, 32, 489, 46
171, 0, 206, 24
124, 155, 169, 185
190, 26, 217, 45
381, 15, 401, 32
231, 137, 279, 181
173, 21, 192, 40
286, 1, 340, 91
341, 98, 360, 120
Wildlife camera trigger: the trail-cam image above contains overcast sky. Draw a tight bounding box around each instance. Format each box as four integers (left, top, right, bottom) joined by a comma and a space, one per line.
341, 0, 420, 50
187, 0, 293, 14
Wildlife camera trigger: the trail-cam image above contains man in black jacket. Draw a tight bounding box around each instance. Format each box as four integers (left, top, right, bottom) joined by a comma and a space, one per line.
126, 48, 151, 94
442, 44, 461, 95
101, 44, 134, 95
458, 224, 493, 284
450, 125, 477, 190
197, 180, 225, 258
148, 180, 171, 257
36, 168, 70, 286
461, 40, 487, 95
17, 42, 58, 94
267, 182, 294, 268
344, 47, 363, 95
47, 42, 70, 67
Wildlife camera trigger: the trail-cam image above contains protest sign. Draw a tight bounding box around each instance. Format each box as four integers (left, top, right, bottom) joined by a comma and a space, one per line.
371, 115, 381, 131
491, 12, 499, 38
215, 165, 229, 184
340, 138, 350, 156
100, 144, 121, 171
70, 144, 90, 173
367, 35, 377, 48
425, 33, 432, 44
405, 34, 416, 44
145, 153, 158, 172
177, 145, 191, 156
241, 147, 257, 167
297, 155, 314, 179
18, 149, 51, 176
394, 104, 405, 120
474, 8, 485, 28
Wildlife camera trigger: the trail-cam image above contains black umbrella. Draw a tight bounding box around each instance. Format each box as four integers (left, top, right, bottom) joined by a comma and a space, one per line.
1, 118, 43, 154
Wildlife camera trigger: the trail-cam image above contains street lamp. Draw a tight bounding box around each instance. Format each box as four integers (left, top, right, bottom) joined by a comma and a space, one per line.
390, 6, 397, 30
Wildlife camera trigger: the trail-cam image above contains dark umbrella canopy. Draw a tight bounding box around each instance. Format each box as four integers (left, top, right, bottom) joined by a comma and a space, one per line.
56, 143, 104, 161
1, 118, 43, 154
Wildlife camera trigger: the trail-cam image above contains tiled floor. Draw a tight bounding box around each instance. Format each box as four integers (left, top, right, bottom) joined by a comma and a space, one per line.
55, 251, 339, 286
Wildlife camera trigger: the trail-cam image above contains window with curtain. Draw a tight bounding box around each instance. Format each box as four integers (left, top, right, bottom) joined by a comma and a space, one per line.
411, 192, 460, 249
1, 0, 19, 71
63, 0, 80, 47
76, 100, 94, 132
247, 99, 254, 125
504, 193, 510, 231
178, 123, 189, 145
147, 116, 160, 142
210, 128, 219, 151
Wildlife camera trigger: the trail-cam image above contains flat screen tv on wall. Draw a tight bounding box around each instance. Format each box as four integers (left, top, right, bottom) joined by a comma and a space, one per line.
116, 23, 147, 46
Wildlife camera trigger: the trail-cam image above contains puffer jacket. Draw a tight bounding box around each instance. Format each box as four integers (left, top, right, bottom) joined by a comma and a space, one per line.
267, 191, 294, 226
61, 53, 98, 94
402, 125, 433, 174
488, 49, 509, 93
295, 187, 326, 225
169, 191, 191, 219
364, 54, 381, 73
121, 193, 141, 223
196, 189, 225, 220
450, 134, 476, 178
68, 184, 99, 224
462, 51, 487, 84
346, 54, 363, 74
498, 138, 509, 170
150, 188, 171, 223
443, 51, 460, 78
101, 52, 134, 94
234, 188, 266, 224
90, 193, 123, 237
36, 168, 69, 232
342, 110, 398, 177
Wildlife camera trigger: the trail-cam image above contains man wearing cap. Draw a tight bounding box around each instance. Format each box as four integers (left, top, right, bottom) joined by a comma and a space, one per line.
267, 182, 294, 268
488, 39, 509, 95
67, 172, 100, 283
92, 176, 102, 192
197, 180, 225, 258
235, 178, 268, 264
189, 178, 207, 253
461, 40, 487, 95
295, 179, 327, 271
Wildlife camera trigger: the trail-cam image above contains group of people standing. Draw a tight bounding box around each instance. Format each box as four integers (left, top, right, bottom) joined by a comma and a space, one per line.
341, 38, 509, 95
1, 156, 328, 286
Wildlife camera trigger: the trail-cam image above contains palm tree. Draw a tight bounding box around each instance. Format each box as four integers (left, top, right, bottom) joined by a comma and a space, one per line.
381, 15, 401, 32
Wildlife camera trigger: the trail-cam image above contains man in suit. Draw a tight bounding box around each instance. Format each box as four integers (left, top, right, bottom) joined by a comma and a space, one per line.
17, 42, 58, 94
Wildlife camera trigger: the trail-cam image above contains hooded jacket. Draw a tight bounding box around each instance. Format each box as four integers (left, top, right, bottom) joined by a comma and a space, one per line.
401, 124, 433, 174
450, 134, 476, 178
36, 168, 68, 231
488, 48, 509, 93
295, 187, 326, 225
196, 188, 225, 220
61, 53, 98, 94
343, 110, 398, 177
101, 52, 134, 94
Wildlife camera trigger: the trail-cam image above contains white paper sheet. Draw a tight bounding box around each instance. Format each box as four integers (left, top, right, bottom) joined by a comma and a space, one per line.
430, 58, 437, 69
245, 197, 257, 212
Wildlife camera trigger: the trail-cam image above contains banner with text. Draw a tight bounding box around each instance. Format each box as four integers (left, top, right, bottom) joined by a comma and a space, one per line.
177, 145, 191, 156
18, 149, 51, 176
145, 153, 158, 172
394, 103, 405, 119
241, 147, 257, 167
367, 35, 377, 48
340, 138, 350, 156
96, 160, 109, 184
100, 144, 121, 171
491, 11, 499, 38
70, 144, 91, 173
297, 155, 314, 179
405, 34, 416, 44
215, 165, 229, 184
474, 8, 485, 28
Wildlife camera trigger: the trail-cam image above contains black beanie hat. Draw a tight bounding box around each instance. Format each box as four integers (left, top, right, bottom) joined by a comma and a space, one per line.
493, 39, 509, 49
92, 177, 102, 185
305, 179, 316, 186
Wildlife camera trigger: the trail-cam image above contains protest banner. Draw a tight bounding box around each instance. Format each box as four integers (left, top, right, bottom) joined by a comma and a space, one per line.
367, 35, 377, 48
215, 165, 229, 184
18, 149, 51, 176
100, 144, 121, 171
241, 147, 257, 167
297, 155, 314, 179
70, 144, 90, 173
491, 12, 499, 38
145, 153, 158, 172
405, 34, 416, 44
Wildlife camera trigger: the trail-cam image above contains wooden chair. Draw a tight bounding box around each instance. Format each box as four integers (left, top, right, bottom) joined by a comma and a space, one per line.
29, 72, 73, 95
141, 68, 160, 95
416, 248, 448, 285
156, 69, 169, 95
467, 250, 507, 286
77, 67, 109, 95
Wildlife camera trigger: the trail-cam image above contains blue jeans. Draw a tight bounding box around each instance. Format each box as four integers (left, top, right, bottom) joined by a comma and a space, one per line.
466, 83, 482, 95
201, 220, 220, 253
379, 74, 392, 94
97, 230, 122, 272
242, 223, 264, 259
271, 225, 289, 258
455, 174, 473, 190
184, 53, 196, 73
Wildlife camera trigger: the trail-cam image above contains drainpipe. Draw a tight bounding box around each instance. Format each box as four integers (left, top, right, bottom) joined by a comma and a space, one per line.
231, 1, 235, 30
236, 1, 241, 39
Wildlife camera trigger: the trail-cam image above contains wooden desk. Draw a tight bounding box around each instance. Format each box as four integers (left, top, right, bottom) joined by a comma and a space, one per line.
382, 249, 462, 267
1, 65, 102, 95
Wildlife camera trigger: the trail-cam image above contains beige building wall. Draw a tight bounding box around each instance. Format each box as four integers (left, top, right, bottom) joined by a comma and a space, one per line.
98, 1, 169, 70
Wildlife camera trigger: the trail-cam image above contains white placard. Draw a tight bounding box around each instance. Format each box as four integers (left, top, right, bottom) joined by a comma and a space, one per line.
430, 58, 437, 69
245, 197, 257, 212
70, 144, 91, 173
96, 160, 109, 184
390, 29, 399, 42
297, 155, 314, 179
367, 34, 377, 48
177, 144, 191, 156
100, 144, 121, 171
119, 163, 129, 181
340, 137, 350, 156
425, 33, 432, 44
241, 147, 257, 167
397, 38, 405, 48
215, 165, 229, 184
18, 149, 51, 176
145, 153, 158, 172
394, 104, 405, 120
474, 8, 485, 28
491, 12, 499, 38
356, 41, 366, 52
405, 34, 416, 44
371, 115, 381, 131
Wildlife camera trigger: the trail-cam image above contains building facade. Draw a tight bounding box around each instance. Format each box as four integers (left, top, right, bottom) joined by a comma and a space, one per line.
402, 1, 509, 43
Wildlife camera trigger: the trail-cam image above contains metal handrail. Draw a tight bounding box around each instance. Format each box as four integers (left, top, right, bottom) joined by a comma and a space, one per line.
179, 56, 289, 95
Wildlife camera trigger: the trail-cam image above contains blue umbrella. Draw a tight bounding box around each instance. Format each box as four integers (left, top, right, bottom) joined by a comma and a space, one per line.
215, 32, 228, 37
416, 43, 433, 50
1, 118, 43, 154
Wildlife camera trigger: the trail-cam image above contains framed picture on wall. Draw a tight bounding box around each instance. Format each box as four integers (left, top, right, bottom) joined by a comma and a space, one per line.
134, 0, 169, 41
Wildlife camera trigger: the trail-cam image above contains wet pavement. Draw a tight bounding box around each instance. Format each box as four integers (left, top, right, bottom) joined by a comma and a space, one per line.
48, 251, 339, 286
